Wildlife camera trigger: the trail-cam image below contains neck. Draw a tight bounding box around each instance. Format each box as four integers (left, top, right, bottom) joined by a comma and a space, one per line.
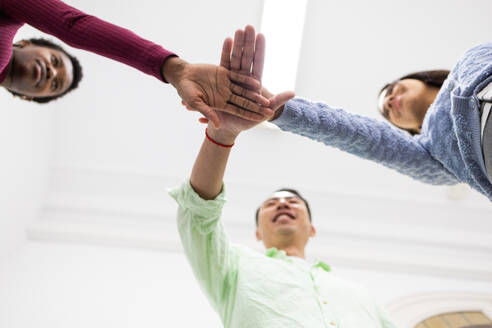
267, 233, 308, 258
426, 86, 440, 107
281, 245, 306, 258
270, 237, 306, 258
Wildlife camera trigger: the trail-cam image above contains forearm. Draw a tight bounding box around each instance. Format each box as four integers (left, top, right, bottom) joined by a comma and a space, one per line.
272, 98, 458, 185
190, 128, 237, 200
2, 0, 174, 81
173, 126, 240, 311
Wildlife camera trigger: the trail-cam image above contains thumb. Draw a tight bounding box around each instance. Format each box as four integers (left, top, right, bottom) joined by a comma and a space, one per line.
192, 100, 221, 128
198, 117, 209, 124
181, 100, 197, 111
269, 91, 295, 111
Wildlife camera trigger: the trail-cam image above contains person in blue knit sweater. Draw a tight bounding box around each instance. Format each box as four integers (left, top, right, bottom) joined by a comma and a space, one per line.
265, 43, 492, 202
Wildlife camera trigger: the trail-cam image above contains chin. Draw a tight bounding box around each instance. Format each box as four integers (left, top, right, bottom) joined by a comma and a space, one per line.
275, 226, 297, 235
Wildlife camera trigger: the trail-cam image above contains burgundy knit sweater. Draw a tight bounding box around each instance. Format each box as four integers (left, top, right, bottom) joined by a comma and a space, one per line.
0, 0, 175, 84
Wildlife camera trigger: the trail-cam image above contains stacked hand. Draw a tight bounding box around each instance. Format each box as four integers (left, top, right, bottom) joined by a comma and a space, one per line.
163, 56, 274, 127
181, 25, 294, 143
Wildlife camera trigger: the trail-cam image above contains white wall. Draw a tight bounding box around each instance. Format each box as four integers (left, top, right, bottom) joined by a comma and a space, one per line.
1, 0, 492, 327
0, 242, 222, 328
1, 241, 491, 328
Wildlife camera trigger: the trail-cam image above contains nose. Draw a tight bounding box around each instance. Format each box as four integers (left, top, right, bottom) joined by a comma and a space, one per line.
46, 63, 57, 80
384, 95, 394, 110
276, 198, 290, 209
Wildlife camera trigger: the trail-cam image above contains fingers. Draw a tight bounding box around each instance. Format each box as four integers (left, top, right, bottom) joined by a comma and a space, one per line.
198, 117, 209, 124
241, 25, 256, 74
182, 102, 214, 125
228, 94, 273, 118
228, 71, 261, 91
231, 29, 245, 71
221, 103, 265, 121
191, 100, 221, 128
269, 91, 295, 110
182, 100, 198, 111
252, 33, 265, 81
220, 38, 233, 69
229, 83, 270, 107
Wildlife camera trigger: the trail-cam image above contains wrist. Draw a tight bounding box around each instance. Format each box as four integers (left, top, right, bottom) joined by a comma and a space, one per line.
161, 56, 188, 85
269, 105, 285, 121
206, 126, 238, 146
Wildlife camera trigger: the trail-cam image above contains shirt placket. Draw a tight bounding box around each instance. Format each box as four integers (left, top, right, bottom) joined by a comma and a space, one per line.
309, 265, 338, 328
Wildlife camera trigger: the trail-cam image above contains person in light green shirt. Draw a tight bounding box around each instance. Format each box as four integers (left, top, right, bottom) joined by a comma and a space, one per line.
170, 26, 398, 328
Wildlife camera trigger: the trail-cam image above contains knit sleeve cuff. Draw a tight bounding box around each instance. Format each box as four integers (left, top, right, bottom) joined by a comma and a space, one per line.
271, 98, 306, 131
145, 45, 177, 83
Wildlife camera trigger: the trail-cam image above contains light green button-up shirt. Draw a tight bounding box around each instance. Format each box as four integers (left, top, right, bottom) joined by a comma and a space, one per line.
170, 182, 398, 328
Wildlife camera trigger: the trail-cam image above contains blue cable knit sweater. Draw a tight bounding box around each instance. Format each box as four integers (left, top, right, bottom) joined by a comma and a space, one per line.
273, 43, 492, 201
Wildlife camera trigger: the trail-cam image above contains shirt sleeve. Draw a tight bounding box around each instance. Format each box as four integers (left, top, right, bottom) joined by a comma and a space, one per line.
0, 0, 175, 81
169, 181, 239, 317
272, 98, 458, 185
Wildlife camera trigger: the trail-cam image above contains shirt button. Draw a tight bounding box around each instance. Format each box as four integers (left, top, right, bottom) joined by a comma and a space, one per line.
329, 321, 336, 327
322, 300, 328, 304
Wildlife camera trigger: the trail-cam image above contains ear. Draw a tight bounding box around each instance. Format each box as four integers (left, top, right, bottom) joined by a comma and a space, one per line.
309, 225, 316, 238
255, 228, 262, 241
14, 40, 31, 48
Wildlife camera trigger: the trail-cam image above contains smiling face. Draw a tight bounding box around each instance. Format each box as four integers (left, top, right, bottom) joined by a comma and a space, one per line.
6, 41, 74, 98
256, 191, 316, 251
380, 78, 439, 134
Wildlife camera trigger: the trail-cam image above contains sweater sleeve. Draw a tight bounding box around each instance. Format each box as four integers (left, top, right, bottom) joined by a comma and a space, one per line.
272, 98, 458, 185
0, 0, 175, 81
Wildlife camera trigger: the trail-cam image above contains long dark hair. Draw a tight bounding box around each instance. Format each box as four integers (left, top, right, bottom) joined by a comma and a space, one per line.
378, 70, 450, 135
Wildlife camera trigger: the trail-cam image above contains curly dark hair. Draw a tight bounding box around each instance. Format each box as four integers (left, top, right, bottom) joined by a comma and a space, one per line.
8, 38, 83, 103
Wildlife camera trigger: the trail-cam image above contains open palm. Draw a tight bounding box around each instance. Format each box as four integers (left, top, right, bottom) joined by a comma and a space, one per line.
174, 63, 272, 127
188, 25, 294, 136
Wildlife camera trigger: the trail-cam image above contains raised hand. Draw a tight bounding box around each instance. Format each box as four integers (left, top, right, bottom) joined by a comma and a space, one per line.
184, 25, 294, 136
162, 57, 272, 128
222, 25, 265, 82
184, 25, 294, 138
222, 25, 294, 113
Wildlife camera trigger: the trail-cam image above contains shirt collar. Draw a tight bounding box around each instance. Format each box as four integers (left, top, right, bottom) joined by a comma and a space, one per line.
265, 247, 288, 259
265, 248, 331, 272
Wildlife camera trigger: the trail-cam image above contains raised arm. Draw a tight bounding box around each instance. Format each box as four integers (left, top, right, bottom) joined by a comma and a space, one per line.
1, 0, 273, 125
272, 98, 458, 185
170, 140, 233, 317
1, 0, 173, 80
212, 24, 457, 186
171, 31, 293, 318
173, 86, 293, 317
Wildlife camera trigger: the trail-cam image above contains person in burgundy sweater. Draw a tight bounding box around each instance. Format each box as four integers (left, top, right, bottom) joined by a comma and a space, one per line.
0, 0, 273, 126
